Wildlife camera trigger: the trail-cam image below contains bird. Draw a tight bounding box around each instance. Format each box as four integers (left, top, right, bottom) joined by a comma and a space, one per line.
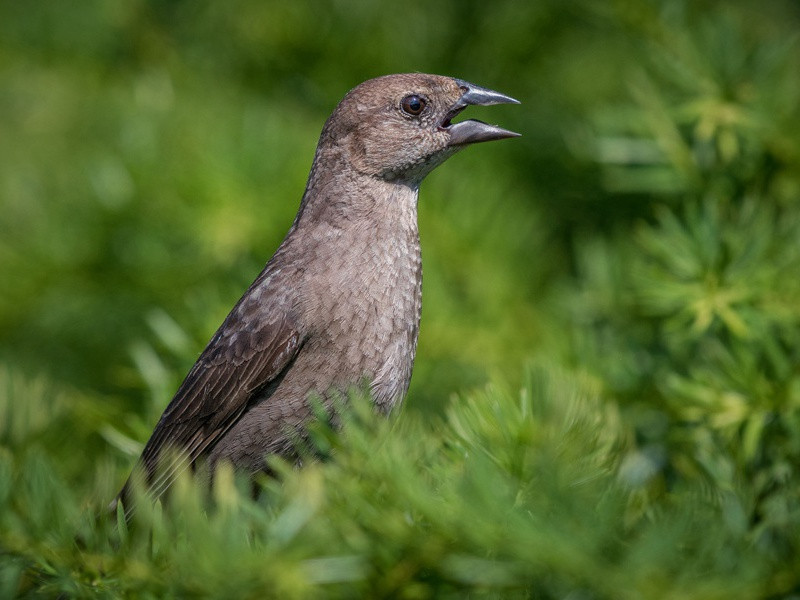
115, 73, 519, 516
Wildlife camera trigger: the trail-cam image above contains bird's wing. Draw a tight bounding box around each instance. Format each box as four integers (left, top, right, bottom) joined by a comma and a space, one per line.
122, 267, 304, 509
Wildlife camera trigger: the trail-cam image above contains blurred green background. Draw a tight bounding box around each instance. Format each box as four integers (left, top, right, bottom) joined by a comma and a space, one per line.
3, 0, 800, 596
2, 0, 798, 408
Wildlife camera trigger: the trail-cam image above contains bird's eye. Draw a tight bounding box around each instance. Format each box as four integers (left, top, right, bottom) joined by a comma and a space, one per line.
401, 94, 426, 116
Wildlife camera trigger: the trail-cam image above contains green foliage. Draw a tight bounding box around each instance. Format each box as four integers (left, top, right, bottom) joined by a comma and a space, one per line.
2, 0, 800, 597
551, 2, 800, 568
1, 365, 787, 598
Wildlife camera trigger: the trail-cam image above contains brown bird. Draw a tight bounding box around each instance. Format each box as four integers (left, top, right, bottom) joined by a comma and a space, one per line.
116, 73, 519, 515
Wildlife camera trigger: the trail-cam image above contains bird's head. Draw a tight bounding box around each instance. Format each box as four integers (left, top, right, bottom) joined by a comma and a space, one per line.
318, 73, 520, 185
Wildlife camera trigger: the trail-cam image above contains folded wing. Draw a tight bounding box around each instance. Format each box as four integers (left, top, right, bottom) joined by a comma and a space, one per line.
118, 267, 304, 516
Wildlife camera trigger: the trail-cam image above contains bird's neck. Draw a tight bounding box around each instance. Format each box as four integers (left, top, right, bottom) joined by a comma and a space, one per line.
294, 155, 420, 236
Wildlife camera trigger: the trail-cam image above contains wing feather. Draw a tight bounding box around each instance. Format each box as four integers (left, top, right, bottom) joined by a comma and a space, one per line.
118, 266, 304, 512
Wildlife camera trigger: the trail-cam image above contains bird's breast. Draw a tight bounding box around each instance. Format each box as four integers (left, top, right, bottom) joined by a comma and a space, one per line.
302, 208, 422, 410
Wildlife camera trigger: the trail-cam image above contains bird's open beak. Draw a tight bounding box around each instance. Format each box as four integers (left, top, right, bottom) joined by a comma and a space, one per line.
442, 79, 521, 146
